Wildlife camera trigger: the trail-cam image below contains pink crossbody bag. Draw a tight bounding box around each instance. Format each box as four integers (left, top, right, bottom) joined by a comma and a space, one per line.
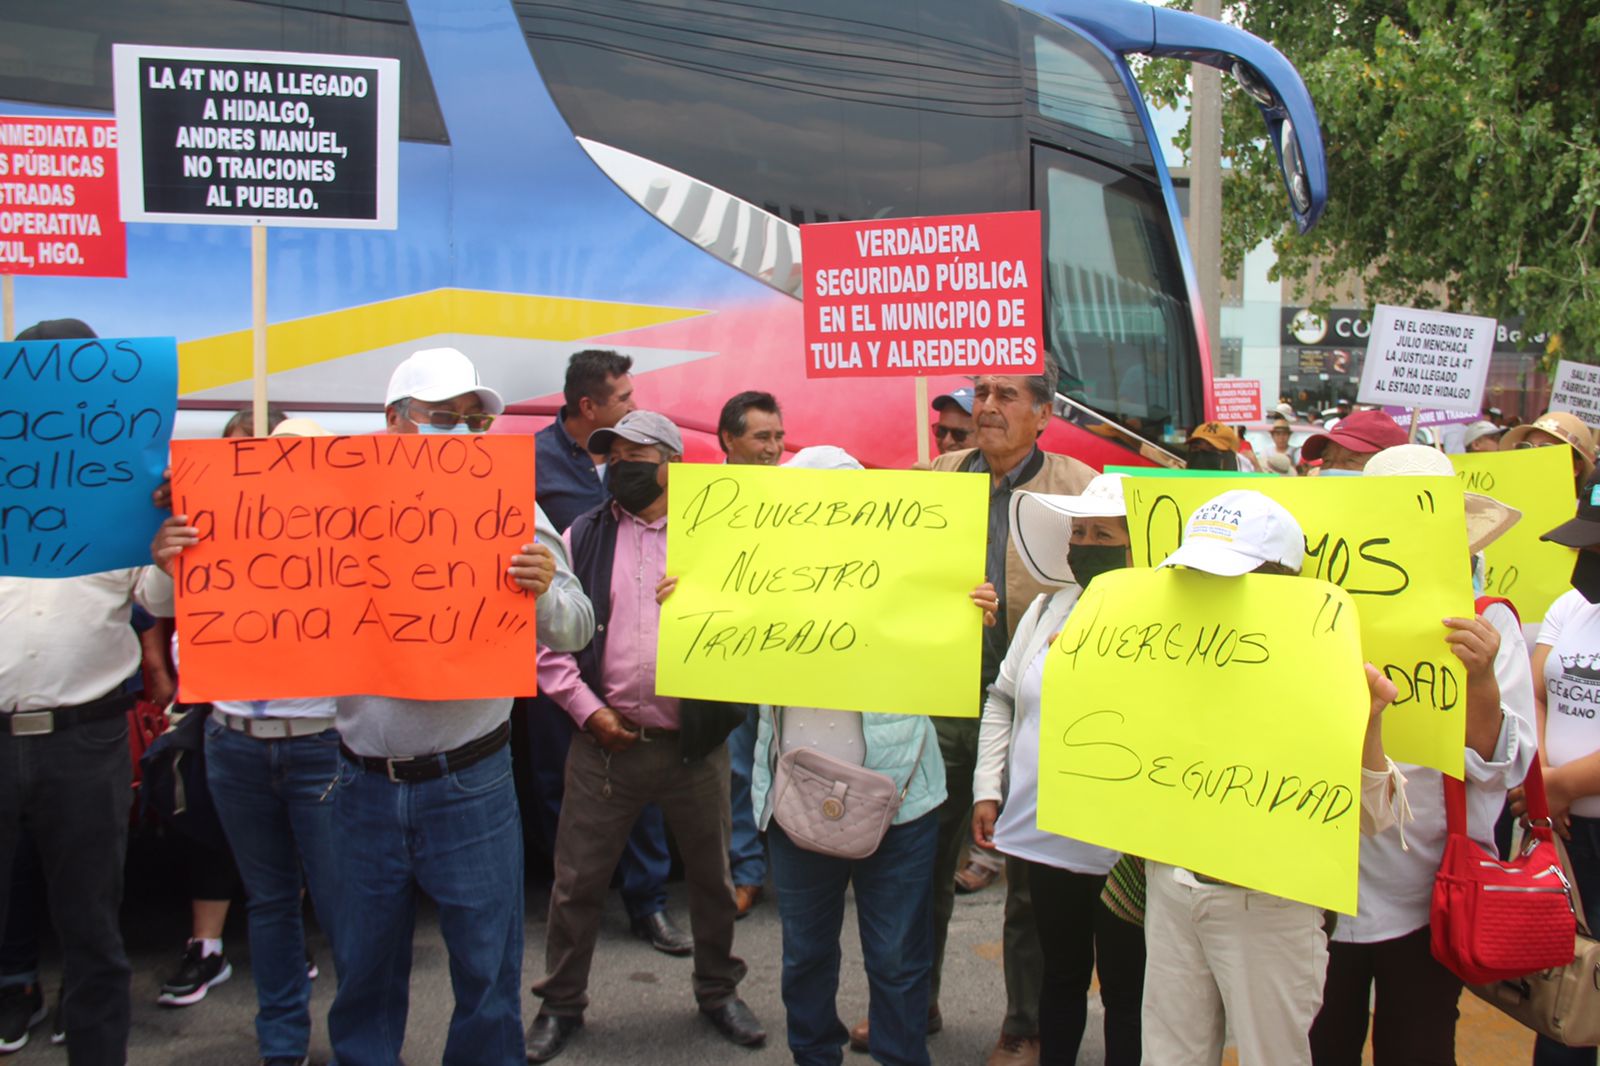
770, 711, 927, 861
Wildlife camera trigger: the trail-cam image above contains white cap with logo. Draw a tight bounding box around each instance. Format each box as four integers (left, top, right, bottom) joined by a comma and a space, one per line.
1157, 489, 1305, 577
385, 347, 505, 414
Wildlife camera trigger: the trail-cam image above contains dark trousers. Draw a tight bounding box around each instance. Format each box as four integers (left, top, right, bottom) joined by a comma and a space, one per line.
1310, 925, 1462, 1066
1028, 863, 1145, 1066
534, 733, 745, 1016
930, 716, 1041, 1037
515, 695, 671, 919
0, 717, 133, 1066
0, 829, 44, 982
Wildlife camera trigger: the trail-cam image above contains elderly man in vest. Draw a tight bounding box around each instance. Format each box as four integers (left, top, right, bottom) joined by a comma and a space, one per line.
891, 362, 1093, 1066
528, 410, 764, 1063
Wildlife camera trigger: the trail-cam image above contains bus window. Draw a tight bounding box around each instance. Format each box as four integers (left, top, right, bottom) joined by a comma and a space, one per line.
0, 0, 448, 143
1029, 29, 1145, 150
518, 0, 1026, 231
1035, 146, 1198, 441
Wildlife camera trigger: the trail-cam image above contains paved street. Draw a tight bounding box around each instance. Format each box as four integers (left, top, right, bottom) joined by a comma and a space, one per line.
5, 849, 1542, 1065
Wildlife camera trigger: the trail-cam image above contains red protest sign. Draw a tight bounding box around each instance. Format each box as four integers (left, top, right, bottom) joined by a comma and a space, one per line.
169, 434, 538, 702
801, 211, 1043, 378
1213, 378, 1263, 422
0, 116, 125, 277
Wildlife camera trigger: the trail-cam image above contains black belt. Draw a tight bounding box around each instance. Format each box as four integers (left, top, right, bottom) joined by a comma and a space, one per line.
3, 692, 134, 737
340, 721, 511, 783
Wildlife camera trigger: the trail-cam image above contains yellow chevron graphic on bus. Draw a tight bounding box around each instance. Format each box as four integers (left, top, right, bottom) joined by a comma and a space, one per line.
177, 289, 707, 394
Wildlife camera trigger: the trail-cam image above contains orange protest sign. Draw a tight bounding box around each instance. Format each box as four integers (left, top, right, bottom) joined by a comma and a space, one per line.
169, 434, 538, 701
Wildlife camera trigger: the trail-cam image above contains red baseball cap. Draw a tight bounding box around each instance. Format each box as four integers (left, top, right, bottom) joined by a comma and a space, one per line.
1301, 409, 1409, 462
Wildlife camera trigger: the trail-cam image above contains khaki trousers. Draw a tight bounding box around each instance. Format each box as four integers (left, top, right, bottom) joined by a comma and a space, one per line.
1141, 862, 1329, 1066
532, 733, 745, 1016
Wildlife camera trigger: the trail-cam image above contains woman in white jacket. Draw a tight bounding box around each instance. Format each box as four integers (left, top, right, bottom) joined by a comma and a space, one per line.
1310, 444, 1536, 1065
970, 473, 1145, 1066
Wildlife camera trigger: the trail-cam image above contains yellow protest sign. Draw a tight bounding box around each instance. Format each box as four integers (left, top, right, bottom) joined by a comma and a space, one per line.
657, 463, 987, 715
1123, 475, 1472, 776
1450, 447, 1576, 625
1039, 568, 1368, 912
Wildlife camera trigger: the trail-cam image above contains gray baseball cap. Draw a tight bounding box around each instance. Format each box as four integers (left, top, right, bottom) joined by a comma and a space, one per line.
586, 410, 684, 456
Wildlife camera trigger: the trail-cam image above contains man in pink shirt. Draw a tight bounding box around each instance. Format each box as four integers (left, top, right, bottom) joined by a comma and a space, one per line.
528, 411, 764, 1063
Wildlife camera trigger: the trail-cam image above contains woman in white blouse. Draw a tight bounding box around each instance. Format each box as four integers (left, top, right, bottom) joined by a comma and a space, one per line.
1308, 444, 1536, 1065
971, 473, 1145, 1066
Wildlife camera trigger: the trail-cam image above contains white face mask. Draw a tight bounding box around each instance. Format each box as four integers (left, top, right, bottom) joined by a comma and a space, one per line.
1319, 468, 1362, 477
416, 422, 472, 435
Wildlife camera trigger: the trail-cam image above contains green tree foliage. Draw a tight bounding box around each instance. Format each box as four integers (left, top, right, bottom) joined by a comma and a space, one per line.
1141, 1, 1600, 361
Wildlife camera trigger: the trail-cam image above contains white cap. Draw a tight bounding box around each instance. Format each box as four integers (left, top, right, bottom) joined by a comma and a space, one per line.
1009, 474, 1129, 587
1158, 489, 1304, 577
784, 445, 863, 471
1274, 402, 1296, 421
1462, 420, 1504, 448
1364, 443, 1521, 554
385, 347, 505, 414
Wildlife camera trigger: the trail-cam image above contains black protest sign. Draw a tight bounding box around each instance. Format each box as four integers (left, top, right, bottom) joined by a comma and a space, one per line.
112, 44, 398, 229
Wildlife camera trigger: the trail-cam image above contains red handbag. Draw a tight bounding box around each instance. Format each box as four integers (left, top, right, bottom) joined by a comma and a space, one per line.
1430, 754, 1578, 984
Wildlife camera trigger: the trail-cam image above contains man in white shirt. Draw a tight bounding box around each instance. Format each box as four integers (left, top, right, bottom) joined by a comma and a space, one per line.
325, 348, 594, 1066
1, 314, 178, 1065
0, 564, 176, 1065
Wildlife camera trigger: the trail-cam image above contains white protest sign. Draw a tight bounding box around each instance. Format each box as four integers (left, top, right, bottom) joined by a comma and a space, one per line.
1213, 378, 1263, 422
1548, 360, 1600, 429
1356, 305, 1496, 414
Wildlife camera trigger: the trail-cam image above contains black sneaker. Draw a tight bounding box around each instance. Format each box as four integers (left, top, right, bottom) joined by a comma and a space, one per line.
0, 983, 45, 1053
157, 943, 232, 1007
260, 1057, 310, 1066
49, 988, 63, 1045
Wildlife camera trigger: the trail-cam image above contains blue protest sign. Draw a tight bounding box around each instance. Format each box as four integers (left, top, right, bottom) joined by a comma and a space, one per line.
1, 337, 178, 576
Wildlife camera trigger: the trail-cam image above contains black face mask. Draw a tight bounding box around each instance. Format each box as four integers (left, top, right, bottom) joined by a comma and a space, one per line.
1572, 551, 1600, 604
1185, 449, 1230, 471
610, 460, 664, 515
1068, 543, 1128, 590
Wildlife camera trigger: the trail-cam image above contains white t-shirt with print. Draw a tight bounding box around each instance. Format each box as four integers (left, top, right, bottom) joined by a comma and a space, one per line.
1538, 589, 1600, 818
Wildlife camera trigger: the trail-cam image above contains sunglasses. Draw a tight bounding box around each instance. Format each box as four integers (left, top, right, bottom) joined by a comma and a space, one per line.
932, 425, 971, 443
406, 404, 496, 433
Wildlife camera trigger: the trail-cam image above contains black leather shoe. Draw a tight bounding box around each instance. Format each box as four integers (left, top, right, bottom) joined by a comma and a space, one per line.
525, 1012, 582, 1063
700, 997, 766, 1047
629, 910, 693, 957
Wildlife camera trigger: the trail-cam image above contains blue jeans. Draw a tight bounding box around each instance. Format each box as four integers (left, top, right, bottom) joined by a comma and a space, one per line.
203, 717, 342, 1060
768, 811, 938, 1066
1535, 814, 1600, 1066
727, 707, 767, 887
328, 745, 525, 1066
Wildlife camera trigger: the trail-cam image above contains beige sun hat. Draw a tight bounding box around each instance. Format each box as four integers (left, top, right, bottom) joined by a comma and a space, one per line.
1364, 444, 1521, 554
1009, 473, 1129, 587
1501, 411, 1596, 481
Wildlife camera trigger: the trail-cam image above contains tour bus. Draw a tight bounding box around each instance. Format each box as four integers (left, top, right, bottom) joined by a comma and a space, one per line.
2, 0, 1326, 468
